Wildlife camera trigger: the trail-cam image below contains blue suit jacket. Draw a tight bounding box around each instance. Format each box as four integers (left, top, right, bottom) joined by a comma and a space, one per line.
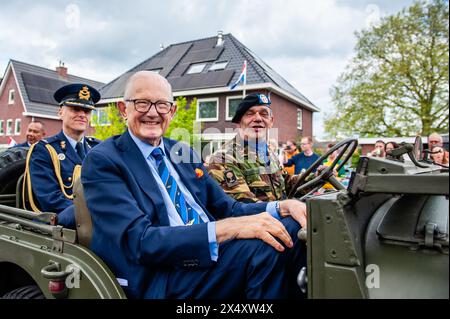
29, 131, 100, 227
81, 131, 267, 299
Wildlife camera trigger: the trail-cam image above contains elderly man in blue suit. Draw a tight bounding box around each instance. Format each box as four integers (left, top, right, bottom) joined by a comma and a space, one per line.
81, 71, 308, 299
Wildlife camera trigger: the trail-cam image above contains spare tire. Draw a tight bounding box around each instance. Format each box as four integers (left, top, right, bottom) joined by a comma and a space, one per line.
0, 147, 28, 195
2, 285, 45, 299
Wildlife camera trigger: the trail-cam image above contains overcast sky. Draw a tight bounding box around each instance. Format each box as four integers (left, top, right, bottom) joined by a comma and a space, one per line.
0, 0, 416, 139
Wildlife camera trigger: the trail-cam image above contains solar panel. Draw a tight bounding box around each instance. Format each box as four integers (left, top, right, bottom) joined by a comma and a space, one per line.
169, 70, 234, 91
183, 47, 224, 64
21, 72, 68, 105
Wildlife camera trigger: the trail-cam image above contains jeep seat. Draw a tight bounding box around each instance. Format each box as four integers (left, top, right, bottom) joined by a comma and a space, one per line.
73, 178, 93, 247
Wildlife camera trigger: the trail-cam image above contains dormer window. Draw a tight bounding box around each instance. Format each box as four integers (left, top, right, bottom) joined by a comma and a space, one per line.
209, 61, 228, 71
148, 68, 162, 74
186, 63, 206, 74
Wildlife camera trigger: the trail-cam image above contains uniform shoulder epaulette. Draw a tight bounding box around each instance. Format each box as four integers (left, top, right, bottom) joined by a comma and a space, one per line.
44, 135, 60, 144
86, 136, 102, 144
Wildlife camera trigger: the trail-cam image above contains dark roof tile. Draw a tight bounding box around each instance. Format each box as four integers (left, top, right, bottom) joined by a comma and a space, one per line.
99, 33, 316, 110
10, 60, 104, 117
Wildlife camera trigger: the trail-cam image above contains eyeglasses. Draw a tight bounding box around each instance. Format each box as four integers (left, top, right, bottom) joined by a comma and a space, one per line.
125, 99, 174, 114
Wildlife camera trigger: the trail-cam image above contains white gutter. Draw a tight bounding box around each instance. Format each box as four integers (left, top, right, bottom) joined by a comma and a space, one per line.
22, 112, 60, 120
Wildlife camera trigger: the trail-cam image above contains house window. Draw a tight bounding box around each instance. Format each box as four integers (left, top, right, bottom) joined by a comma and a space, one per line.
186, 63, 206, 74
92, 108, 111, 126
6, 120, 13, 136
0, 120, 4, 135
297, 109, 303, 130
14, 119, 21, 135
197, 98, 219, 122
148, 68, 162, 74
209, 61, 228, 71
8, 89, 15, 105
226, 96, 242, 121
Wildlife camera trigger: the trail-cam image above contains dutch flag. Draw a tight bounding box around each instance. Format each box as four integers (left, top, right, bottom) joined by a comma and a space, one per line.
229, 60, 247, 90
8, 137, 17, 147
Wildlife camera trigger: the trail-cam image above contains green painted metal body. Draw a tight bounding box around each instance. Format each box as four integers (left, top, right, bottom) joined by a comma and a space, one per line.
307, 155, 449, 299
0, 209, 126, 299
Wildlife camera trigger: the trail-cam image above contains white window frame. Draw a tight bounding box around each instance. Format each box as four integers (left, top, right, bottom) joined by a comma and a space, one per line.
225, 96, 243, 121
208, 61, 228, 71
91, 108, 111, 127
0, 120, 4, 135
196, 98, 219, 122
14, 119, 21, 135
6, 119, 13, 136
8, 89, 14, 105
297, 108, 303, 130
186, 63, 206, 75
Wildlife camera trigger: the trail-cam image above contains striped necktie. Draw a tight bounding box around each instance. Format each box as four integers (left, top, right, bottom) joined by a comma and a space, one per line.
150, 147, 204, 225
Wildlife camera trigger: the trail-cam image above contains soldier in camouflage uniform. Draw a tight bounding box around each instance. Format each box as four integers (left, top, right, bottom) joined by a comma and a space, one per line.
208, 93, 299, 203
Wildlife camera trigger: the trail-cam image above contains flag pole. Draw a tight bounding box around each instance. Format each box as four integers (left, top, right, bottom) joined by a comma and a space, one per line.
242, 60, 247, 99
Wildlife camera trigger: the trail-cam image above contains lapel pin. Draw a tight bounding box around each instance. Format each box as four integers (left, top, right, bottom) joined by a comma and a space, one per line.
60, 141, 66, 150
58, 153, 66, 161
195, 168, 203, 178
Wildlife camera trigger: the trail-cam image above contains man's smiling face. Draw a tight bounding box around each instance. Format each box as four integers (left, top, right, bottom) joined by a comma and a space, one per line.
238, 105, 274, 141
118, 72, 176, 146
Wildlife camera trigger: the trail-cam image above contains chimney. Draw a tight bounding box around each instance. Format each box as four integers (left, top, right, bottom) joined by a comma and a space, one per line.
56, 60, 68, 78
216, 30, 224, 47
160, 43, 165, 51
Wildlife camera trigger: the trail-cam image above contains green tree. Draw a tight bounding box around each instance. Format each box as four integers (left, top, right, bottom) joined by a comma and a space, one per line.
92, 103, 127, 140
164, 96, 201, 145
325, 0, 449, 138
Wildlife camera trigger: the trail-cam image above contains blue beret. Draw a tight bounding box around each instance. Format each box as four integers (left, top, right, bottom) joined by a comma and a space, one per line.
54, 83, 100, 110
231, 93, 271, 123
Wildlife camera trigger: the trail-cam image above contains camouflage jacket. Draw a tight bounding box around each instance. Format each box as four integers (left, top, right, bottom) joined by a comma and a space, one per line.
207, 136, 299, 202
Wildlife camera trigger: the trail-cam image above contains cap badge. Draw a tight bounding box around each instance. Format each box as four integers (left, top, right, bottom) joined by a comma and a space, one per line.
259, 94, 269, 104
78, 86, 91, 101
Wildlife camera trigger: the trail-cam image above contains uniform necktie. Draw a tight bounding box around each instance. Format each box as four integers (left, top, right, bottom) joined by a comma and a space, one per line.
76, 141, 86, 160
150, 147, 203, 225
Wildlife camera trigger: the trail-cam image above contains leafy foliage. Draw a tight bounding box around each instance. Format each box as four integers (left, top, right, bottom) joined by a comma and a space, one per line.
325, 0, 449, 138
164, 97, 201, 145
91, 103, 127, 140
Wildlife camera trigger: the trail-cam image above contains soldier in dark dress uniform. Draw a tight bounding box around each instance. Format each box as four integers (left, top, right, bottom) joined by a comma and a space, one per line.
23, 83, 101, 228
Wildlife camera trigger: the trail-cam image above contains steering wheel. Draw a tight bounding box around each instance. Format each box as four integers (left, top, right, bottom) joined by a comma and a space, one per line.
287, 138, 358, 199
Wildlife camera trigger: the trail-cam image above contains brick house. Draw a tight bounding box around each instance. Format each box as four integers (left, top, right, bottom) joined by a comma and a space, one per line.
99, 33, 318, 153
0, 60, 104, 147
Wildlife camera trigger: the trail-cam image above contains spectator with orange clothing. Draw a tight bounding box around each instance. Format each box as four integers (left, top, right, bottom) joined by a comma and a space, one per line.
283, 140, 299, 175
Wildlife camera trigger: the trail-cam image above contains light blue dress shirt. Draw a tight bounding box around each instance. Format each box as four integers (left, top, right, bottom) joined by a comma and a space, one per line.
63, 132, 84, 153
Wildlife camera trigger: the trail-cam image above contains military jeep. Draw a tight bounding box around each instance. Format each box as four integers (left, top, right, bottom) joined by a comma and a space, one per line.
0, 137, 448, 299
0, 147, 125, 299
